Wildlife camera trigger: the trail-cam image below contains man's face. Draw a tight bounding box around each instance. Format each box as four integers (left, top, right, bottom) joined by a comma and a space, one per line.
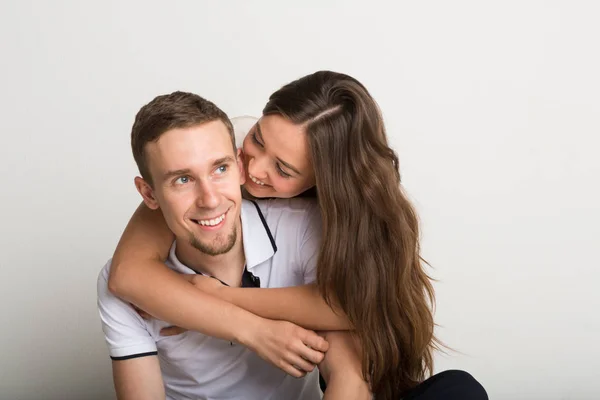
139, 121, 245, 256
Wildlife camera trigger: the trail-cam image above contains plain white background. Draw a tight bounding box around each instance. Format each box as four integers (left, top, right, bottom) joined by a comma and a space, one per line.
1, 1, 598, 399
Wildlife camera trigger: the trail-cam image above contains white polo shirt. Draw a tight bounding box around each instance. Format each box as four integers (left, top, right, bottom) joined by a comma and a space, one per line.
97, 198, 323, 400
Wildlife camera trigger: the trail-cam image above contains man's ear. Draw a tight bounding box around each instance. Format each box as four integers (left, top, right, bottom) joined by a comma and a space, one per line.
236, 148, 246, 185
134, 176, 160, 210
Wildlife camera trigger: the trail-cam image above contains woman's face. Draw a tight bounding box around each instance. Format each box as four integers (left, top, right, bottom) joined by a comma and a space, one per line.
242, 114, 316, 198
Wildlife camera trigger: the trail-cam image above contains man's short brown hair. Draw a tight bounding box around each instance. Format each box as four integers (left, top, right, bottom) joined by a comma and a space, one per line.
131, 91, 235, 185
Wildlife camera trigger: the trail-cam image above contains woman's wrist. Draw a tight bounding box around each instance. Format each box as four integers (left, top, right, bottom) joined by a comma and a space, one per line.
232, 311, 264, 347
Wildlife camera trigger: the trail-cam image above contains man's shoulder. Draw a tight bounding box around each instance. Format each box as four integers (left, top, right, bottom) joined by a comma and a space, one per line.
97, 259, 114, 293
251, 197, 319, 216
98, 259, 113, 283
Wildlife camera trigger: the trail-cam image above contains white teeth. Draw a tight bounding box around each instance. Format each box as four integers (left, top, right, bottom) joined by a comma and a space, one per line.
249, 173, 266, 186
198, 214, 225, 226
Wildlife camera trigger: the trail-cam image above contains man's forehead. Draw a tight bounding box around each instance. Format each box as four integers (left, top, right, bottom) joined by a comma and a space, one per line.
145, 125, 235, 180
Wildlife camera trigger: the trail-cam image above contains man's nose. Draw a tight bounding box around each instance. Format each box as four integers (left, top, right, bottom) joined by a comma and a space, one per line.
195, 180, 219, 209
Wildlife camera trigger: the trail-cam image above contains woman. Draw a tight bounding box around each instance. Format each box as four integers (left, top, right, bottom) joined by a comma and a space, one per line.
109, 71, 487, 399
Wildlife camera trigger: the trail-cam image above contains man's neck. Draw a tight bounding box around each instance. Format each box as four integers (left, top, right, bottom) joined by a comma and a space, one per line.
174, 227, 246, 288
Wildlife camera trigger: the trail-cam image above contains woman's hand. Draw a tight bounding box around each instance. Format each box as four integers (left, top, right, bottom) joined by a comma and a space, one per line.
131, 272, 332, 379
160, 312, 331, 379
243, 319, 329, 378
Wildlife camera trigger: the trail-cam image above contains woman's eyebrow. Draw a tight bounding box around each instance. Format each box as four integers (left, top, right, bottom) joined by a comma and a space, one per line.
257, 121, 302, 175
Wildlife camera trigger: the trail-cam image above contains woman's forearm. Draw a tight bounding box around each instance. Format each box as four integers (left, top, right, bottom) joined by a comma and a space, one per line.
218, 284, 352, 330
319, 331, 371, 400
107, 202, 260, 343
112, 260, 261, 344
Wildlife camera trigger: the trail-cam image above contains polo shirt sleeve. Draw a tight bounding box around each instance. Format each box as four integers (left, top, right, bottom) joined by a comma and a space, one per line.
97, 261, 157, 360
297, 201, 323, 284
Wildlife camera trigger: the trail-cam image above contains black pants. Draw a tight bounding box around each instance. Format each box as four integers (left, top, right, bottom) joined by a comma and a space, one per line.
320, 369, 488, 400
402, 370, 488, 400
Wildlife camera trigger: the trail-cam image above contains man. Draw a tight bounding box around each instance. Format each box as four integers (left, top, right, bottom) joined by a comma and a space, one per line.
97, 91, 369, 399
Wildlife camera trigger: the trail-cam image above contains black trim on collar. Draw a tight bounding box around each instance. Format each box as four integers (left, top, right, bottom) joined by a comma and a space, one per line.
250, 200, 277, 253
111, 351, 158, 361
241, 267, 261, 288
210, 267, 260, 288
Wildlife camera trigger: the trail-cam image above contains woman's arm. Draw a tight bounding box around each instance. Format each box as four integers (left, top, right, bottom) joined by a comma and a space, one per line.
107, 203, 330, 376
320, 331, 372, 400
108, 202, 173, 294
108, 202, 258, 339
190, 276, 352, 330
324, 373, 371, 400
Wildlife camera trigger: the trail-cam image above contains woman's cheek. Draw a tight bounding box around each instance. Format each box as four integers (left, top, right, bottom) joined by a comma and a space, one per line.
273, 180, 301, 197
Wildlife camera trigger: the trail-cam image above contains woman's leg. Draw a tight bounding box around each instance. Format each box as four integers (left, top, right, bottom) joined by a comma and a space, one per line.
402, 370, 488, 400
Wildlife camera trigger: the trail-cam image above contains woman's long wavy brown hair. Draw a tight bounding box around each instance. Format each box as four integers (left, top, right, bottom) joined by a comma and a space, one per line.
264, 71, 439, 399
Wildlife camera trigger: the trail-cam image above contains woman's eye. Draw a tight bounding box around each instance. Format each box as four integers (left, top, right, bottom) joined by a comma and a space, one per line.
276, 164, 291, 178
251, 132, 264, 148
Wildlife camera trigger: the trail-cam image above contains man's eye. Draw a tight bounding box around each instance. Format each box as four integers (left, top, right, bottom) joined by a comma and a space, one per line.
175, 176, 190, 185
215, 165, 228, 174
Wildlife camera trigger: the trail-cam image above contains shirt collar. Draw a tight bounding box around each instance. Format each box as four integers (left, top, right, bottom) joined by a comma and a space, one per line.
240, 199, 276, 270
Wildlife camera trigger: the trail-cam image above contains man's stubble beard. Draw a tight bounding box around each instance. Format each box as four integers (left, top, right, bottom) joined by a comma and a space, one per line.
189, 224, 238, 256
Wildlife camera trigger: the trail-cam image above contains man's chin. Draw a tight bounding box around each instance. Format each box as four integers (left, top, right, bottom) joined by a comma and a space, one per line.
190, 233, 237, 257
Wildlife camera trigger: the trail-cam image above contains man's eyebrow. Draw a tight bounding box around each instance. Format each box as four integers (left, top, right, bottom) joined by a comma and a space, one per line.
161, 157, 235, 181
162, 168, 191, 181
212, 156, 236, 167
257, 122, 302, 176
